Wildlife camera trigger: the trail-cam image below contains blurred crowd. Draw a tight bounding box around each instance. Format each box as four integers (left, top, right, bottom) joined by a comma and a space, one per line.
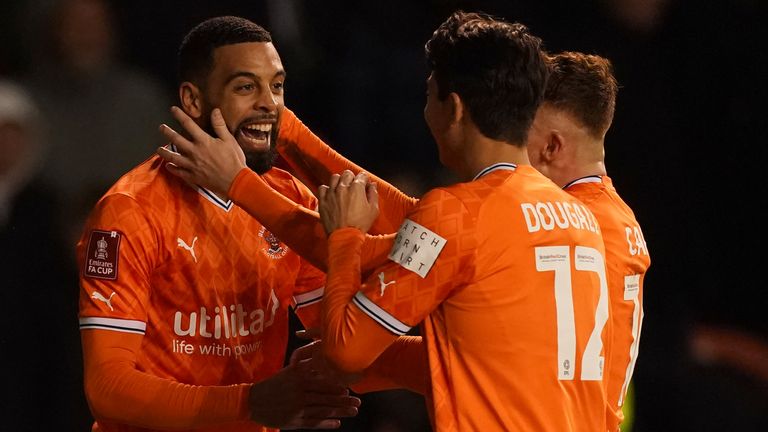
1, 0, 766, 431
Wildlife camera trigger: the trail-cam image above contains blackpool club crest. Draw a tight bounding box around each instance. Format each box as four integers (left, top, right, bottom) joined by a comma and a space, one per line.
259, 226, 288, 259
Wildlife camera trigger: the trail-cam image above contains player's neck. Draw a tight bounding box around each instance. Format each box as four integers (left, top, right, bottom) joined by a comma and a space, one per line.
559, 161, 607, 188
463, 132, 530, 181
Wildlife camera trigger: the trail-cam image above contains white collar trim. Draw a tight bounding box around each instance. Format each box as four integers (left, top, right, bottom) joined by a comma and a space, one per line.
563, 175, 602, 189
472, 163, 517, 181
167, 144, 233, 212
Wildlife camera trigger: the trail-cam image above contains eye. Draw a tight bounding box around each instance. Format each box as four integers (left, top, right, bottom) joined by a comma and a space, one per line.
272, 82, 284, 91
236, 83, 255, 92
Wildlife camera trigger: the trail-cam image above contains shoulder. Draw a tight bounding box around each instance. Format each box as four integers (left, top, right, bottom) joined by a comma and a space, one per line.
90, 156, 181, 223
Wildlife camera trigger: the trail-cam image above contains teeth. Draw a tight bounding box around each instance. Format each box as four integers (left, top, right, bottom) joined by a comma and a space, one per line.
244, 123, 272, 132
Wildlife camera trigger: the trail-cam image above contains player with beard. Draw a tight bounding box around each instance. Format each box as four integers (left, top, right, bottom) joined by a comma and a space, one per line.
160, 12, 611, 430
76, 16, 360, 432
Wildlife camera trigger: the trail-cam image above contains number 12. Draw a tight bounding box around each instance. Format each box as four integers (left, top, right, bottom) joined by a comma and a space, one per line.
536, 246, 609, 381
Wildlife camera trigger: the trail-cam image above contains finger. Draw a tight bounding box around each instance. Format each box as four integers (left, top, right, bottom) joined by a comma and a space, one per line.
156, 146, 192, 170
211, 108, 234, 140
366, 182, 379, 208
328, 174, 341, 191
338, 170, 354, 187
169, 106, 211, 144
317, 185, 329, 203
300, 405, 360, 421
159, 123, 195, 155
306, 393, 362, 409
163, 162, 195, 186
296, 328, 321, 340
352, 171, 369, 185
348, 175, 368, 199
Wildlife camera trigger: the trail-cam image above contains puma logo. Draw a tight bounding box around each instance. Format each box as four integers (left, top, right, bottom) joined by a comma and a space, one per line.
378, 272, 396, 296
91, 291, 116, 311
177, 236, 198, 262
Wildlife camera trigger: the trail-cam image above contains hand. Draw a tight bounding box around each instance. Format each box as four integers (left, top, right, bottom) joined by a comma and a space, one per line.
157, 106, 246, 197
248, 357, 361, 429
318, 170, 379, 235
295, 327, 321, 341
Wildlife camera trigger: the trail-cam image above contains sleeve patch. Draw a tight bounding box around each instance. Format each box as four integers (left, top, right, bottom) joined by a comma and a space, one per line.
387, 218, 447, 278
84, 230, 121, 280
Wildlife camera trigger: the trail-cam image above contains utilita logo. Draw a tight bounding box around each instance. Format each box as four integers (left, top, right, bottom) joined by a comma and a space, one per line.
173, 290, 279, 339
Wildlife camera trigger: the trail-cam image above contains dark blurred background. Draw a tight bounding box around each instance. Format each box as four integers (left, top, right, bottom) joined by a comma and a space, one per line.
1, 0, 766, 431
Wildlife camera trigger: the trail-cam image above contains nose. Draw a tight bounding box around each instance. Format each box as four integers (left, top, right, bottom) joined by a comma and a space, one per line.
255, 88, 277, 112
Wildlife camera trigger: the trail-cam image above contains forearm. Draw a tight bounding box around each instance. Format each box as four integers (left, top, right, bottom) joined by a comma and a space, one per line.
321, 228, 396, 374
82, 330, 251, 429
229, 168, 329, 271
352, 336, 428, 395
278, 108, 419, 234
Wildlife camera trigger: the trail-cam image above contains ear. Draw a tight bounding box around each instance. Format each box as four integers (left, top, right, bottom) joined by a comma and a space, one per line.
542, 131, 565, 163
447, 92, 464, 126
179, 82, 203, 119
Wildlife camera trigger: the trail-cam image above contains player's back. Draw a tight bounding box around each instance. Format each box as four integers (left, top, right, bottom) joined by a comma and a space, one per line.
565, 176, 650, 430
422, 165, 609, 431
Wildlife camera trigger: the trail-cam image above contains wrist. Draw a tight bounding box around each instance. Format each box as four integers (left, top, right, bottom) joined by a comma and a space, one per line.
228, 167, 255, 201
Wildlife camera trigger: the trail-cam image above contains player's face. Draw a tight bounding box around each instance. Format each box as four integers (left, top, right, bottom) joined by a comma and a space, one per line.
424, 73, 459, 170
202, 42, 285, 173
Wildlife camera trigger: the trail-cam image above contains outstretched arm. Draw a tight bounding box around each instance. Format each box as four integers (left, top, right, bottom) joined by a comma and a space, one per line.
278, 108, 419, 233
158, 108, 396, 276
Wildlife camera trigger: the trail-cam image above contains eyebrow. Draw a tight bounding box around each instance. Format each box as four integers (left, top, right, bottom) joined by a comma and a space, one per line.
224, 70, 287, 85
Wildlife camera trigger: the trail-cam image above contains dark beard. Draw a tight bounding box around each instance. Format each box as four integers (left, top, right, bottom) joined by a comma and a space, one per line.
245, 138, 278, 174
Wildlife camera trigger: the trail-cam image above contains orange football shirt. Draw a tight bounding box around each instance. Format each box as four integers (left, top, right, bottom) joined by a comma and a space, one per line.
78, 155, 325, 432
322, 164, 611, 431
564, 176, 650, 431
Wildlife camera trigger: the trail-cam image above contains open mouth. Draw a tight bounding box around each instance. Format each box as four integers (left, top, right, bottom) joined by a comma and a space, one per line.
237, 122, 273, 152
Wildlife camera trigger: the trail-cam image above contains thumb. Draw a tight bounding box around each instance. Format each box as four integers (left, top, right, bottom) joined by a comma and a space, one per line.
211, 108, 232, 140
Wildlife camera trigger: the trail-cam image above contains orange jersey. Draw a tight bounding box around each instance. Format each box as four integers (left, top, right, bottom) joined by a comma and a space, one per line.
322, 164, 610, 431
564, 176, 650, 431
77, 155, 325, 432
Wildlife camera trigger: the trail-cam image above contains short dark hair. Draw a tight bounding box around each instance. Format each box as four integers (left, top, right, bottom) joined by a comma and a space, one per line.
544, 52, 618, 138
178, 16, 272, 85
425, 11, 548, 146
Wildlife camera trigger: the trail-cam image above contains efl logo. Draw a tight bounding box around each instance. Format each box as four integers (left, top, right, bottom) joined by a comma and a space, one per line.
84, 230, 121, 280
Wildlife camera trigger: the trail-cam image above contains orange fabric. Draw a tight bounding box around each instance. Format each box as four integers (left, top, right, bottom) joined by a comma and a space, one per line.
320, 229, 400, 375
565, 176, 650, 431
78, 155, 325, 432
277, 108, 418, 234
322, 165, 610, 431
353, 336, 428, 395
82, 330, 252, 431
229, 168, 328, 271
228, 168, 396, 278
